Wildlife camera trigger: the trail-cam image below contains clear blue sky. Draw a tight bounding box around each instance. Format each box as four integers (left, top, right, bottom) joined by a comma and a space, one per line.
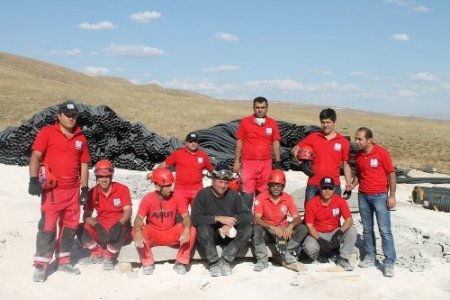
1, 0, 449, 119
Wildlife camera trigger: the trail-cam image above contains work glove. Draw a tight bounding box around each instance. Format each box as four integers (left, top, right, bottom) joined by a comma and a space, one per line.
272, 160, 283, 170
95, 223, 108, 247
299, 160, 315, 177
317, 237, 331, 254
79, 187, 89, 205
28, 177, 42, 196
342, 190, 352, 200
108, 221, 123, 243
330, 230, 344, 249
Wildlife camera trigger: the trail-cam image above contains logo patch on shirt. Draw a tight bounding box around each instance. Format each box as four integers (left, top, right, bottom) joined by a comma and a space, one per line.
113, 198, 122, 207
198, 157, 203, 164
370, 158, 378, 168
280, 205, 288, 215
266, 127, 273, 135
332, 208, 340, 217
334, 143, 342, 152
75, 140, 83, 151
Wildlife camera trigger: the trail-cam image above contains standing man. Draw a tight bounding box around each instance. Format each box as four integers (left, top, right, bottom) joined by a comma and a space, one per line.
253, 169, 308, 272
353, 127, 397, 277
233, 96, 282, 209
158, 132, 213, 207
28, 100, 90, 282
78, 160, 132, 271
133, 167, 196, 275
303, 177, 357, 271
191, 164, 253, 277
292, 108, 352, 203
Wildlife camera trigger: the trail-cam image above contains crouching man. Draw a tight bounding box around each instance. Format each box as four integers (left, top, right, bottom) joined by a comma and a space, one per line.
191, 164, 252, 277
78, 160, 132, 271
253, 169, 308, 271
133, 167, 196, 275
303, 177, 357, 271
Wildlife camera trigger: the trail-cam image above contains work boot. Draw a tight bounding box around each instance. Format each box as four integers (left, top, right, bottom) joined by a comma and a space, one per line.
220, 259, 232, 276
383, 264, 395, 278
173, 262, 187, 275
209, 260, 222, 277
283, 251, 298, 265
336, 257, 353, 271
142, 264, 155, 275
358, 256, 376, 268
57, 264, 81, 275
32, 265, 47, 282
253, 260, 268, 272
78, 256, 104, 265
103, 259, 114, 271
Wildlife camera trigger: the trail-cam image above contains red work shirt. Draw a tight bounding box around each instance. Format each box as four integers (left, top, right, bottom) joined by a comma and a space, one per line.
254, 191, 299, 227
86, 182, 132, 227
164, 147, 213, 190
32, 123, 90, 188
236, 115, 281, 160
298, 131, 349, 186
304, 194, 352, 233
355, 144, 394, 194
137, 191, 188, 230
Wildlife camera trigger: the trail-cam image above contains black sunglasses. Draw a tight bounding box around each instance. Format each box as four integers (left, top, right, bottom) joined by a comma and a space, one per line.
321, 186, 334, 191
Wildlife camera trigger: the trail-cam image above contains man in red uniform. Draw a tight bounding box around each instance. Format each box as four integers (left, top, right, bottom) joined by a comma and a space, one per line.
133, 167, 196, 275
353, 127, 397, 277
28, 100, 90, 282
253, 169, 307, 271
292, 108, 352, 203
233, 96, 282, 209
78, 160, 132, 271
303, 177, 356, 271
158, 132, 213, 207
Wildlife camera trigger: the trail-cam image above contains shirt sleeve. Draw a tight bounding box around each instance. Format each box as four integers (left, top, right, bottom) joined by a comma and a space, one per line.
298, 132, 313, 148
304, 199, 315, 224
272, 120, 281, 141
341, 136, 350, 161
235, 119, 245, 140
381, 147, 395, 174
203, 152, 213, 172
80, 136, 91, 163
164, 151, 177, 167
32, 127, 50, 153
121, 185, 132, 207
339, 198, 352, 219
234, 193, 253, 224
286, 196, 299, 218
137, 195, 150, 218
191, 191, 215, 225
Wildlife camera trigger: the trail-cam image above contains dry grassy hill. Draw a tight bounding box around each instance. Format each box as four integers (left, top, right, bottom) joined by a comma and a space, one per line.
1, 52, 449, 173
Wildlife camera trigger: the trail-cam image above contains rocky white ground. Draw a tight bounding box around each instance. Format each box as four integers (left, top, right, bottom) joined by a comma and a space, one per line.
0, 164, 449, 300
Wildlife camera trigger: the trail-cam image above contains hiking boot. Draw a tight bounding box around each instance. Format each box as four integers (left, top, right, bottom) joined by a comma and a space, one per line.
336, 257, 354, 271
79, 256, 104, 265
142, 265, 155, 275
283, 251, 298, 265
32, 265, 46, 282
57, 264, 81, 275
358, 256, 376, 268
383, 264, 395, 278
220, 260, 232, 276
103, 259, 114, 271
173, 262, 187, 275
209, 260, 222, 277
253, 260, 268, 272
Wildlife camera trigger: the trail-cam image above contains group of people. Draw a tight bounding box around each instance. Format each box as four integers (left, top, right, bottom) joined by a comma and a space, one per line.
28, 98, 397, 282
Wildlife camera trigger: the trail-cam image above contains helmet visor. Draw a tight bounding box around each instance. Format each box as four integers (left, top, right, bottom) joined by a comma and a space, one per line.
212, 169, 234, 180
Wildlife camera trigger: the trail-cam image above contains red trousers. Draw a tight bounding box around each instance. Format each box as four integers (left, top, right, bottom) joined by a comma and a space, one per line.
173, 188, 201, 208
133, 224, 196, 266
241, 159, 272, 194
33, 186, 80, 267
82, 223, 120, 260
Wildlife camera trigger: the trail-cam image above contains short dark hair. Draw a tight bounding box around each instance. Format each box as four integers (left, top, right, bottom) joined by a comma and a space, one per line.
253, 96, 268, 106
319, 108, 337, 122
357, 127, 373, 139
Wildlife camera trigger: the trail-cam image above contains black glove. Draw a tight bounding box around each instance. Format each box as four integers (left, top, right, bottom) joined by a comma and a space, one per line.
79, 187, 89, 205
299, 160, 315, 177
342, 190, 352, 200
108, 221, 123, 243
95, 223, 108, 247
317, 237, 331, 254
28, 177, 42, 196
330, 230, 344, 249
272, 160, 283, 170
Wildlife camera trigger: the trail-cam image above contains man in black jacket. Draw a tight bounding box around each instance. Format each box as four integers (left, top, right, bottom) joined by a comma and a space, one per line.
191, 164, 252, 277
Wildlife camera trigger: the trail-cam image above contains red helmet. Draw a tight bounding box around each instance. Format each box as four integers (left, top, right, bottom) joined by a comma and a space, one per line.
229, 177, 241, 192
269, 169, 286, 185
39, 163, 56, 190
297, 145, 315, 161
94, 160, 114, 177
151, 168, 175, 186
